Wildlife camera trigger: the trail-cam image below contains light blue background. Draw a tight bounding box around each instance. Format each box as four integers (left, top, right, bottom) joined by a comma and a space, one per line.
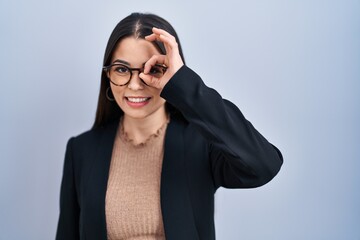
1, 0, 359, 239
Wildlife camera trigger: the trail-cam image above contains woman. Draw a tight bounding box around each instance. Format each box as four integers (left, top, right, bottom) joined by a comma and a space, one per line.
56, 12, 283, 240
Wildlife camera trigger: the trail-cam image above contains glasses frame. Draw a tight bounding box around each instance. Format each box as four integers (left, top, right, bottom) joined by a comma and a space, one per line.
103, 63, 168, 87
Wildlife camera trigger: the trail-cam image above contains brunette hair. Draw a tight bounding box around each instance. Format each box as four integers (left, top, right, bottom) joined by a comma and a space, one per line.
92, 12, 185, 129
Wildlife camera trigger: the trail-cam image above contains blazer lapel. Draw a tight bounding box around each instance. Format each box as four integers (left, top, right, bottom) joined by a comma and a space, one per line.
84, 121, 118, 240
161, 117, 199, 240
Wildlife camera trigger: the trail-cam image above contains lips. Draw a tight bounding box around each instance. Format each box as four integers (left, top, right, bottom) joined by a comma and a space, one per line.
126, 97, 151, 103
125, 96, 151, 108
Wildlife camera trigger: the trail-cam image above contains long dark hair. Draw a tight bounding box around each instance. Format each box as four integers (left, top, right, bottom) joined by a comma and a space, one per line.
92, 12, 186, 129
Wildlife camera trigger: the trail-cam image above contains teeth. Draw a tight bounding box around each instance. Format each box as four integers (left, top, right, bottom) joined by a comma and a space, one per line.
127, 97, 149, 103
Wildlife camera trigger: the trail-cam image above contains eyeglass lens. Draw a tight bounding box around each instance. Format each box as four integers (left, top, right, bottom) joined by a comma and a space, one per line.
108, 64, 166, 86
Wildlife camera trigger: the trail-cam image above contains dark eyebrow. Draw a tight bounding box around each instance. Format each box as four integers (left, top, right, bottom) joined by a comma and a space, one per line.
112, 59, 148, 68
112, 59, 131, 66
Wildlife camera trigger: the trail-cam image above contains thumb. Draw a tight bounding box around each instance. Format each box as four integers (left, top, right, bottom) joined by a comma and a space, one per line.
139, 73, 162, 89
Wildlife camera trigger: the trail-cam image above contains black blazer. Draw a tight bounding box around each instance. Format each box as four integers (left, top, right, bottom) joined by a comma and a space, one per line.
56, 66, 283, 240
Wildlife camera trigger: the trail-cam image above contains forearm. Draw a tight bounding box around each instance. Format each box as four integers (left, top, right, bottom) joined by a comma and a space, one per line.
161, 65, 283, 188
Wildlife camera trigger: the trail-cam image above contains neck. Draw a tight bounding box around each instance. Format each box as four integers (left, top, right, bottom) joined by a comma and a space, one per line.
122, 107, 168, 144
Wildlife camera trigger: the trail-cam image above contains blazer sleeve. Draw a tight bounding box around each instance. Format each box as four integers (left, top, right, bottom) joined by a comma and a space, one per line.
56, 137, 80, 239
160, 65, 283, 189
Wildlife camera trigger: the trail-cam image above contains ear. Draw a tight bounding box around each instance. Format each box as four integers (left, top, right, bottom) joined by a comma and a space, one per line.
105, 70, 111, 79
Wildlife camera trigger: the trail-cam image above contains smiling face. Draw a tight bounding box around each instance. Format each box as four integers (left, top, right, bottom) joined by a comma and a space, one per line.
109, 36, 167, 121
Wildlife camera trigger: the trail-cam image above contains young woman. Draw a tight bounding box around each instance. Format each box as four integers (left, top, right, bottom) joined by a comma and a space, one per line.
56, 12, 283, 240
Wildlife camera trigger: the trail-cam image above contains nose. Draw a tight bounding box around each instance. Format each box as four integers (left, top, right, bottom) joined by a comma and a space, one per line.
127, 70, 145, 90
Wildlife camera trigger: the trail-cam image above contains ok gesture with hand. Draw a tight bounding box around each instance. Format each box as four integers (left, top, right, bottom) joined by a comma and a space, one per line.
139, 27, 184, 89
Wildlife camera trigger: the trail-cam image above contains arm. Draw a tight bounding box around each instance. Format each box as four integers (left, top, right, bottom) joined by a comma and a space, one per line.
161, 65, 283, 189
141, 27, 283, 189
56, 137, 80, 239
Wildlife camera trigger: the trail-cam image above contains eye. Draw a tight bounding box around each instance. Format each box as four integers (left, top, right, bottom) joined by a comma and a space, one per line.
113, 65, 129, 75
149, 66, 165, 76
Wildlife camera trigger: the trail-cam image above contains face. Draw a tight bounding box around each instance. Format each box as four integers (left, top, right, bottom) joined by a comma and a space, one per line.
109, 37, 166, 121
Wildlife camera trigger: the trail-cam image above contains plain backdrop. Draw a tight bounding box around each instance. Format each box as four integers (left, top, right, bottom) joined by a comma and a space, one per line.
1, 0, 359, 239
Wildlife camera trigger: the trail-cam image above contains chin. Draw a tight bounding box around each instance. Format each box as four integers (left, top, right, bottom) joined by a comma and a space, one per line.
120, 104, 167, 121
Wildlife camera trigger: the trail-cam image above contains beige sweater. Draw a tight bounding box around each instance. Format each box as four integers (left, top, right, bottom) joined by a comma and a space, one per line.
105, 120, 168, 240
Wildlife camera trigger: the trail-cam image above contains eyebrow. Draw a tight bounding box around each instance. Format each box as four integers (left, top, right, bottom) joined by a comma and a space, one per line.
112, 59, 149, 68
113, 59, 131, 65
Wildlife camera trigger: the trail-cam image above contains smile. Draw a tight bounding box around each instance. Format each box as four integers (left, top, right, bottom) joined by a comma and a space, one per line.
126, 97, 151, 103
125, 96, 151, 108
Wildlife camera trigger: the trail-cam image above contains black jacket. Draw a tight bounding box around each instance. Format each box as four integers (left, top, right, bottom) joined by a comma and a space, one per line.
56, 66, 283, 240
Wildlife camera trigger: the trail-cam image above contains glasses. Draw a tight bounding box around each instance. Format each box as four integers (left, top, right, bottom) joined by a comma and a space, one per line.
103, 63, 167, 86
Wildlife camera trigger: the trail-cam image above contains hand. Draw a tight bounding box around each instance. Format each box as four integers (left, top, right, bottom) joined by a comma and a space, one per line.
139, 27, 184, 89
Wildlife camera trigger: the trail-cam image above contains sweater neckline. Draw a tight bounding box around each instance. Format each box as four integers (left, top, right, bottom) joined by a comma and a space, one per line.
118, 116, 170, 148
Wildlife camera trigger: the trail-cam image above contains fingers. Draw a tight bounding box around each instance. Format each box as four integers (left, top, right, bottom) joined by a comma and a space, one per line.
143, 55, 166, 74
144, 33, 170, 54
151, 27, 174, 39
145, 28, 178, 51
141, 27, 184, 89
139, 73, 162, 89
141, 54, 167, 89
144, 27, 174, 41
144, 33, 158, 41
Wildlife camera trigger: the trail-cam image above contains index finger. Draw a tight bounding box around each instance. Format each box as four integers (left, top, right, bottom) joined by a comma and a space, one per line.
144, 33, 159, 42
152, 27, 175, 40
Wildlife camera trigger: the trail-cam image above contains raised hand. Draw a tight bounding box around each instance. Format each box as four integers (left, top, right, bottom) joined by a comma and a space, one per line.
139, 27, 184, 89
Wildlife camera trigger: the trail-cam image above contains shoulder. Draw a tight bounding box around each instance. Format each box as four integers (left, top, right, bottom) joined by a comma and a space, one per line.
64, 121, 119, 175
69, 120, 119, 150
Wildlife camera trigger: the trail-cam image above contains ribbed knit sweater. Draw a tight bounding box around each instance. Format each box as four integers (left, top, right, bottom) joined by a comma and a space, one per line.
105, 119, 168, 240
